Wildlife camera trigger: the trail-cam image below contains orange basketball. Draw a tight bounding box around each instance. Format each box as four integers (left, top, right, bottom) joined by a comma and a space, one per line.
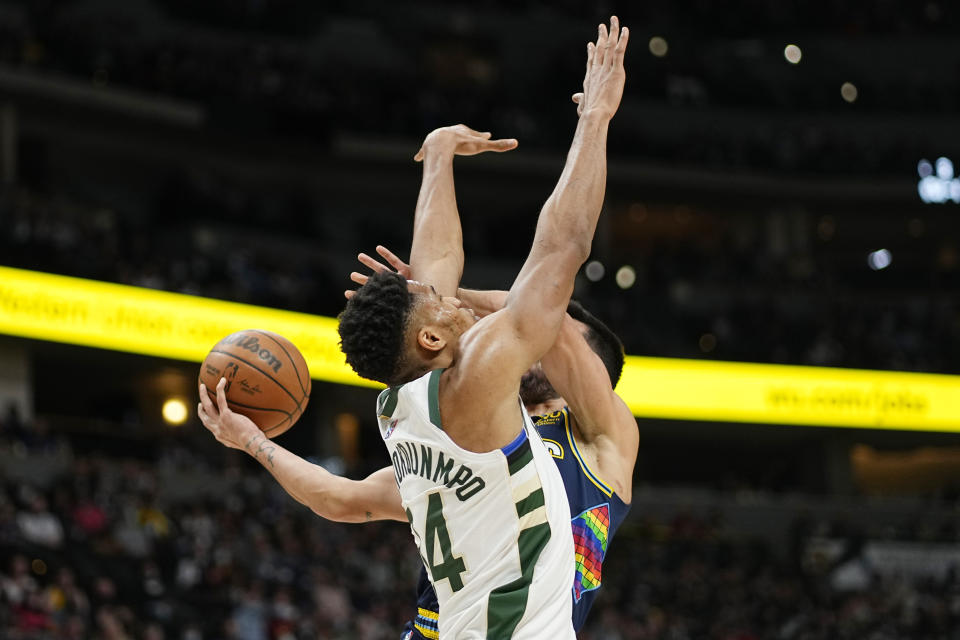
199, 329, 311, 438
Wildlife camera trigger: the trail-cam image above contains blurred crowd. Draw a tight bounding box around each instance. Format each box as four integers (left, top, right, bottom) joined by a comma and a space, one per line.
0, 186, 341, 317
2, 413, 959, 640
0, 414, 425, 640
0, 0, 957, 175
583, 521, 960, 640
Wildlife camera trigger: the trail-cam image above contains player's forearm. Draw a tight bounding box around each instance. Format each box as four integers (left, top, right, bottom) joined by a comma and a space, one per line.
242, 432, 360, 522
408, 147, 463, 295
504, 113, 609, 321
456, 288, 508, 316
534, 112, 609, 262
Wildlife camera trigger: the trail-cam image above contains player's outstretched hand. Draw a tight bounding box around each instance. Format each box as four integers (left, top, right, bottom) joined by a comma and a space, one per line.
577, 16, 629, 121
414, 124, 517, 162
198, 378, 261, 450
344, 245, 411, 300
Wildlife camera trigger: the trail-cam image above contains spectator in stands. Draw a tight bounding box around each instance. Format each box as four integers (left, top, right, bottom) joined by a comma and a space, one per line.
16, 494, 64, 549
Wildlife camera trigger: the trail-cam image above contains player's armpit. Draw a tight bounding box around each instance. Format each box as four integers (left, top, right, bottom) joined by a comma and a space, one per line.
539, 316, 638, 480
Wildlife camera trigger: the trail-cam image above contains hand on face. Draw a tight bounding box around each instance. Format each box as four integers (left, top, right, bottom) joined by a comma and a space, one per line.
414, 124, 518, 162
345, 245, 411, 300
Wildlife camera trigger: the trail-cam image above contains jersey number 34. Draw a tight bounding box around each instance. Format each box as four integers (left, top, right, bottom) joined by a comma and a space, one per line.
408, 491, 467, 592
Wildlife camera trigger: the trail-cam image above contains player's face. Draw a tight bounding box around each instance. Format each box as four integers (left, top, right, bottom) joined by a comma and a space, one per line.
520, 363, 560, 408
406, 281, 477, 335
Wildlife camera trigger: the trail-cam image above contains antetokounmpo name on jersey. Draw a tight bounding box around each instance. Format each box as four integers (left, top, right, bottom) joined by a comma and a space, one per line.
390, 441, 485, 501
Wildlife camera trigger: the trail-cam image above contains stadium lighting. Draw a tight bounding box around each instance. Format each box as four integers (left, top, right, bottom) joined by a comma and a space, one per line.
648, 36, 668, 57
841, 82, 858, 103
918, 157, 960, 203
585, 260, 605, 282
162, 398, 189, 425
784, 44, 802, 64
615, 265, 636, 289
867, 249, 892, 271
936, 157, 954, 179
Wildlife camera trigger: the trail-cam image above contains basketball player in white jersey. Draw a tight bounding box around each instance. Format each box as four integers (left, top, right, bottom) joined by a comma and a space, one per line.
203, 16, 628, 638
337, 19, 627, 638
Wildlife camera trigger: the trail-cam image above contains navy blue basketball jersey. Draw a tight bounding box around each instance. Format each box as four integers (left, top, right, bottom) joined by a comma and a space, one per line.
401, 406, 631, 637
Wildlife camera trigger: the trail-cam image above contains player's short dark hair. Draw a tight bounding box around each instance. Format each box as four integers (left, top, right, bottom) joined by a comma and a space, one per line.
338, 271, 415, 385
567, 300, 625, 388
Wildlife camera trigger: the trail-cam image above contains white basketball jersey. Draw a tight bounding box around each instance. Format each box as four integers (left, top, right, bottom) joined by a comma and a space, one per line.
378, 369, 575, 639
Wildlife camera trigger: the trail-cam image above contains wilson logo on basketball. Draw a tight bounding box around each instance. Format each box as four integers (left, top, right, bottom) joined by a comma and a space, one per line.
200, 329, 311, 438
221, 333, 284, 372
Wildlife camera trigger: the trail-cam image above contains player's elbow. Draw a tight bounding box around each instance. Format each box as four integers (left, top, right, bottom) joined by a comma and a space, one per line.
536, 235, 592, 269
303, 483, 361, 523
309, 496, 360, 523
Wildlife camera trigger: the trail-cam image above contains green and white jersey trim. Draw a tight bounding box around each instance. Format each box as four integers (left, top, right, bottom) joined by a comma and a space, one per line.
378, 369, 575, 639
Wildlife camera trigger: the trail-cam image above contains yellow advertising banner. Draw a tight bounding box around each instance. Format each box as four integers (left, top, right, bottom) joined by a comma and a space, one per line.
2, 266, 959, 431
0, 265, 379, 389
619, 356, 960, 432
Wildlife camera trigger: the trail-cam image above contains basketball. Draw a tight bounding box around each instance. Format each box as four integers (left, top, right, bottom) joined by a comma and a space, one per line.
199, 329, 311, 438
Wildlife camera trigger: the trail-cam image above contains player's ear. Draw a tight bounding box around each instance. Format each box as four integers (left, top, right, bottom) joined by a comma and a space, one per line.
417, 326, 447, 352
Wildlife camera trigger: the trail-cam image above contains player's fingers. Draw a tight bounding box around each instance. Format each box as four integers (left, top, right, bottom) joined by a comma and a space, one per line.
606, 17, 619, 63
413, 146, 424, 162
376, 245, 408, 273
197, 403, 212, 430
199, 382, 218, 416
197, 398, 218, 434
595, 23, 608, 65
585, 41, 595, 70
215, 377, 230, 415
615, 26, 629, 58
350, 271, 369, 286
344, 289, 355, 300
572, 93, 584, 116
487, 138, 518, 152
198, 405, 214, 429
358, 252, 388, 273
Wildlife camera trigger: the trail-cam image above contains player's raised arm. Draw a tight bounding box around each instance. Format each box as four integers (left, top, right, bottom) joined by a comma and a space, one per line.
507, 17, 626, 344
408, 125, 517, 296
458, 18, 628, 389
198, 379, 405, 523
539, 308, 638, 499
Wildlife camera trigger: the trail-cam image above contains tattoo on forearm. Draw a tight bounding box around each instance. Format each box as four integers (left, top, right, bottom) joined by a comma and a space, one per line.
365, 511, 373, 521
245, 433, 277, 468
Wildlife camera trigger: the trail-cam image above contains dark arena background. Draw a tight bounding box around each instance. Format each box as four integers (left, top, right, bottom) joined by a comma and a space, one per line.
1, 2, 959, 639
